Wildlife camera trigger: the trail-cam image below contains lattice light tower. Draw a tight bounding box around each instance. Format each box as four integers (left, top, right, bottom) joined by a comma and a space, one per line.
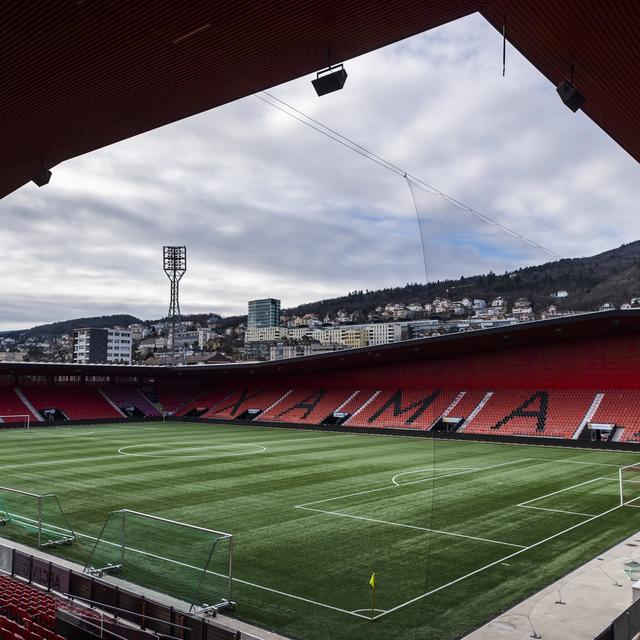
163, 246, 186, 357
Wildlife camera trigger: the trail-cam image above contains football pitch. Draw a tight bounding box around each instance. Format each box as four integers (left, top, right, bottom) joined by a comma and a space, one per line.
2, 421, 640, 640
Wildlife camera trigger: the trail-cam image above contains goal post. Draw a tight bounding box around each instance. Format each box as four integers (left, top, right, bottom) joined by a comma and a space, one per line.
0, 486, 75, 548
619, 463, 640, 506
84, 509, 234, 614
0, 414, 31, 429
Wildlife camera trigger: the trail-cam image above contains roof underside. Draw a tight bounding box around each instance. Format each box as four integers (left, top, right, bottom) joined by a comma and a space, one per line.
1, 311, 638, 380
2, 1, 639, 200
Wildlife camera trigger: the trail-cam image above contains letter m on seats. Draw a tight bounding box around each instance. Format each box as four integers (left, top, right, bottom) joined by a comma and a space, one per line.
368, 390, 440, 425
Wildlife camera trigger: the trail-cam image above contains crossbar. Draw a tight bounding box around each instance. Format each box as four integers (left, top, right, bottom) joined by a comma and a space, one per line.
115, 509, 232, 538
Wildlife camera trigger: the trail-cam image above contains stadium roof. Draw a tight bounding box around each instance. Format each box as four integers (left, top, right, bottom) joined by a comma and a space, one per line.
1, 311, 638, 380
2, 1, 639, 199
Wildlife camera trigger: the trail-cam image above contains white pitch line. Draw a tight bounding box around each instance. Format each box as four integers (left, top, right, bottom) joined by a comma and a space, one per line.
518, 505, 596, 517
530, 457, 624, 468
0, 454, 129, 472
373, 499, 628, 620
296, 505, 526, 548
517, 476, 613, 507
391, 467, 478, 486
117, 443, 266, 458
66, 530, 370, 620
297, 458, 531, 509
351, 608, 387, 614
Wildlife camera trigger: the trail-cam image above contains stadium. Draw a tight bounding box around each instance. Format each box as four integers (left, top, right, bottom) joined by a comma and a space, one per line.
2, 2, 640, 640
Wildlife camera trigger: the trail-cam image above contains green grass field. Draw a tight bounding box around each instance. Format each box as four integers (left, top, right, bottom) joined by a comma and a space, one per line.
2, 421, 640, 640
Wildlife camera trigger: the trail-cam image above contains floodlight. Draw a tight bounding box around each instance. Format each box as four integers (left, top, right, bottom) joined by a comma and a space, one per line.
556, 80, 585, 112
32, 168, 52, 187
312, 64, 347, 96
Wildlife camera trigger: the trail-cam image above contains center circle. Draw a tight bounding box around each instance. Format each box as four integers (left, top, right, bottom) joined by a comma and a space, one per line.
117, 442, 266, 458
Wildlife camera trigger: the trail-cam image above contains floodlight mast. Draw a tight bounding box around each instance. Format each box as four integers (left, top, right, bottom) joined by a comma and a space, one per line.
163, 246, 186, 363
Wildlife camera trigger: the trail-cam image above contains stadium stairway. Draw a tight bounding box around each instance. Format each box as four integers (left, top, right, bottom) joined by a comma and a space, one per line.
590, 390, 640, 442
444, 390, 487, 426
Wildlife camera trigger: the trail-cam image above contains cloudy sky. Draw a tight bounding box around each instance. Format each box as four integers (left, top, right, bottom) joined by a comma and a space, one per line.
2, 13, 639, 330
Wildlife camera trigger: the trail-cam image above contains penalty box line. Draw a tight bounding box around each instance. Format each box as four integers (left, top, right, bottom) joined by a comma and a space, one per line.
516, 476, 618, 518
297, 458, 532, 509
296, 505, 526, 549
373, 498, 629, 621
294, 459, 532, 551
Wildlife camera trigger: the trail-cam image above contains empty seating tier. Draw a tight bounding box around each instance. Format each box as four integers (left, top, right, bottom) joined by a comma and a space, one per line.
177, 388, 232, 416
20, 386, 121, 421
205, 389, 289, 420
258, 388, 357, 424
0, 388, 36, 422
153, 384, 198, 413
102, 386, 161, 417
463, 389, 596, 438
345, 389, 459, 430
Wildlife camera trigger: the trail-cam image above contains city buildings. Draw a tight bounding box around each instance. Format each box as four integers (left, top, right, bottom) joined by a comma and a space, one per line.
247, 298, 281, 329
73, 327, 132, 364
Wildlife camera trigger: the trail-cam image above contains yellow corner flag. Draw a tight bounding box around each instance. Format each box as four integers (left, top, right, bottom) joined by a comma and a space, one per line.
369, 573, 376, 620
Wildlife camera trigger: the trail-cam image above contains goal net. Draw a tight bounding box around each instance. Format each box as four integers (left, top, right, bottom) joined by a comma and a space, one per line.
84, 510, 234, 613
0, 414, 30, 429
0, 487, 76, 548
619, 463, 640, 506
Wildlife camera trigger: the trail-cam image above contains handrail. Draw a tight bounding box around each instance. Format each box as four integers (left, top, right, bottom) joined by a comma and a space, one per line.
63, 593, 190, 634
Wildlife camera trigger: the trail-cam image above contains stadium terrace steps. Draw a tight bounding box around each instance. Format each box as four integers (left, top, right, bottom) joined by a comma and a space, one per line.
572, 392, 605, 439
102, 386, 161, 417
344, 388, 459, 430
19, 386, 121, 421
591, 390, 640, 442
257, 388, 357, 424
445, 390, 488, 427
0, 388, 38, 422
462, 389, 596, 438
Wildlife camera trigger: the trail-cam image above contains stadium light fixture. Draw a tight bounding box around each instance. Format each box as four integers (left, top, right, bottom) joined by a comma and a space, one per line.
312, 64, 347, 96
32, 168, 52, 187
556, 64, 585, 112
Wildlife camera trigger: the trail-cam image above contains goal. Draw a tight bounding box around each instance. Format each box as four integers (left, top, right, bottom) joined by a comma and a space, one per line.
619, 463, 640, 506
84, 509, 234, 613
0, 414, 30, 429
0, 487, 76, 548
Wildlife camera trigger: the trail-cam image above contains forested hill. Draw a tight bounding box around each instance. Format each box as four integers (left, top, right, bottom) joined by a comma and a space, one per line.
5, 241, 640, 337
285, 241, 640, 317
2, 314, 142, 339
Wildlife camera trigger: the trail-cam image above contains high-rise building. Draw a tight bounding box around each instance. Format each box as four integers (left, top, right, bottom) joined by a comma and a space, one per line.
73, 327, 132, 364
248, 298, 281, 329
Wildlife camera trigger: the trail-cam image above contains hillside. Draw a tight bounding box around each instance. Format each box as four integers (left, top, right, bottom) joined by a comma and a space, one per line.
4, 241, 640, 338
285, 241, 640, 317
1, 314, 142, 339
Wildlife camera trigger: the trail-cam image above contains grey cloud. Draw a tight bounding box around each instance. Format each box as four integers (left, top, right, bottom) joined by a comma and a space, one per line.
1, 13, 639, 329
